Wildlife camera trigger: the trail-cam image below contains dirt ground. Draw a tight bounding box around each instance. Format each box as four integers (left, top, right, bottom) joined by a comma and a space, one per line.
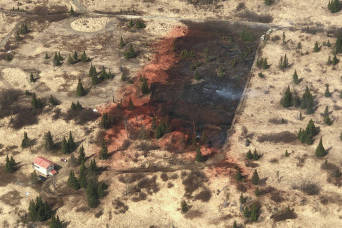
0, 0, 342, 228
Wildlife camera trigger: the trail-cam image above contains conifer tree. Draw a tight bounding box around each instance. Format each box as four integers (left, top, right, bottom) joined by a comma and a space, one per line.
99, 141, 109, 160
324, 84, 331, 97
68, 170, 80, 190
332, 54, 339, 65
67, 54, 75, 64
73, 51, 78, 61
49, 95, 59, 106
57, 52, 63, 61
315, 137, 328, 157
44, 131, 54, 151
78, 145, 86, 164
323, 106, 333, 125
293, 70, 300, 84
141, 77, 150, 94
328, 0, 341, 13
5, 155, 16, 173
135, 19, 146, 29
301, 86, 315, 114
31, 93, 43, 109
298, 119, 319, 145
119, 36, 126, 48
86, 179, 99, 208
292, 89, 301, 107
336, 33, 342, 53
70, 6, 75, 16
89, 159, 97, 174
128, 19, 135, 28
68, 131, 76, 152
124, 44, 137, 59
45, 53, 49, 59
281, 86, 293, 108
264, 0, 274, 5
76, 79, 86, 96
21, 132, 30, 148
30, 73, 36, 82
53, 52, 62, 66
246, 150, 253, 160
61, 137, 69, 154
89, 64, 97, 77
128, 97, 135, 110
81, 51, 90, 62
327, 56, 332, 65
195, 147, 205, 162
49, 215, 63, 228
313, 41, 321, 52
251, 170, 260, 185
79, 162, 87, 188
28, 196, 52, 221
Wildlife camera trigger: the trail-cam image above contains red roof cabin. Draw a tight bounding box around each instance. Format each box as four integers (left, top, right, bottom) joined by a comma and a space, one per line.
32, 156, 57, 176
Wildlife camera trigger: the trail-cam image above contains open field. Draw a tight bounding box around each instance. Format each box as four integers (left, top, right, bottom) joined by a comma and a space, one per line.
0, 0, 342, 228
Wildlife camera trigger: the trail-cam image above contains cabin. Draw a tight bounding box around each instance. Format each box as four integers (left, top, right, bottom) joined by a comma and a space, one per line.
32, 156, 57, 177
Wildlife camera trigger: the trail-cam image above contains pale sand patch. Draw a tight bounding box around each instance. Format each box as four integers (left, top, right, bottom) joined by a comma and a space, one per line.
1, 68, 30, 90
70, 17, 111, 33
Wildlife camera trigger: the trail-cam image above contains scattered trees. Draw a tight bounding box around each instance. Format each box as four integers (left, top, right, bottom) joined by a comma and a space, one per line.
5, 155, 17, 173
246, 149, 262, 160
279, 54, 289, 70
68, 170, 80, 190
315, 137, 328, 157
256, 57, 270, 69
328, 0, 341, 13
28, 196, 52, 221
81, 51, 91, 62
298, 119, 319, 145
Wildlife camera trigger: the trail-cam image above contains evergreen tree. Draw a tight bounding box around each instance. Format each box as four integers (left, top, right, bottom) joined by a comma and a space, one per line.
141, 77, 150, 94
89, 159, 97, 174
67, 54, 75, 64
30, 73, 36, 82
315, 137, 328, 157
44, 131, 54, 151
328, 0, 341, 13
124, 44, 137, 59
28, 196, 52, 221
323, 106, 333, 125
292, 89, 301, 107
100, 113, 111, 129
86, 179, 99, 208
264, 0, 274, 6
135, 19, 146, 29
279, 54, 289, 70
31, 93, 43, 109
78, 145, 86, 164
336, 33, 342, 53
73, 51, 78, 61
332, 54, 339, 65
49, 215, 63, 228
128, 19, 135, 28
79, 162, 87, 188
76, 79, 86, 96
89, 64, 97, 77
119, 36, 126, 48
53, 52, 62, 66
324, 84, 331, 97
45, 53, 49, 59
297, 42, 302, 49
81, 51, 90, 62
195, 147, 205, 162
68, 170, 80, 190
313, 41, 321, 52
301, 86, 315, 114
128, 98, 135, 110
49, 95, 60, 106
246, 150, 253, 160
70, 6, 76, 16
5, 155, 16, 173
327, 56, 332, 65
293, 70, 300, 84
99, 141, 109, 160
68, 131, 77, 152
298, 119, 319, 145
281, 86, 293, 108
57, 52, 63, 61
61, 137, 69, 154
251, 170, 260, 185
21, 132, 30, 148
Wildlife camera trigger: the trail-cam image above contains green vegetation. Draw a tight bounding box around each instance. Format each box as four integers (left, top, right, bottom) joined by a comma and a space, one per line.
81, 51, 91, 62
19, 23, 29, 34
71, 101, 83, 111
181, 200, 190, 213
89, 65, 114, 85
30, 73, 37, 83
5, 155, 17, 173
68, 170, 80, 190
323, 106, 333, 125
251, 170, 260, 185
328, 0, 341, 13
44, 131, 55, 151
336, 33, 342, 53
140, 76, 150, 94
21, 132, 30, 148
243, 201, 261, 222
53, 52, 63, 66
324, 84, 331, 97
293, 70, 300, 84
124, 44, 138, 59
76, 79, 86, 96
240, 29, 255, 42
264, 0, 274, 5
298, 119, 319, 145
28, 196, 52, 221
313, 41, 321, 52
49, 215, 64, 228
119, 36, 126, 48
99, 141, 109, 160
31, 93, 44, 109
279, 54, 289, 70
256, 57, 270, 69
246, 149, 262, 160
281, 86, 293, 108
315, 137, 328, 157
78, 145, 86, 164
49, 95, 60, 106
301, 86, 315, 114
195, 147, 205, 162
154, 121, 169, 139
258, 72, 265, 78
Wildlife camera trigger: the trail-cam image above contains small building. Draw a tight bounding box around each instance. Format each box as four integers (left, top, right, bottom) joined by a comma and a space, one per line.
32, 156, 57, 177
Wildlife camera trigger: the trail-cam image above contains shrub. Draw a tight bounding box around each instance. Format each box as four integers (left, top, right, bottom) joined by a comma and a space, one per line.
135, 19, 146, 29
181, 200, 190, 213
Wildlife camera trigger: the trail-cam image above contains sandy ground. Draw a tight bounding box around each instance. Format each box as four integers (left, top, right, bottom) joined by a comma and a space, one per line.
0, 1, 341, 228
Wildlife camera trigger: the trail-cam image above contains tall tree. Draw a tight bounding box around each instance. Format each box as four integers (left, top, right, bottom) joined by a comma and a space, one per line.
68, 131, 77, 152
99, 141, 109, 160
61, 137, 69, 154
79, 162, 87, 188
21, 132, 30, 148
78, 145, 86, 164
281, 86, 293, 107
44, 131, 54, 151
68, 170, 80, 190
293, 70, 300, 84
86, 179, 99, 208
49, 215, 63, 228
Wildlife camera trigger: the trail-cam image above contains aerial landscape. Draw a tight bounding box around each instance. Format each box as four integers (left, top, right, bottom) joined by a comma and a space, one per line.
0, 0, 342, 227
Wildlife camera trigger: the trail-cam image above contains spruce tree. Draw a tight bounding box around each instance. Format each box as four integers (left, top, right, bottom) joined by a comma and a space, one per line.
323, 106, 333, 125
21, 132, 30, 148
293, 70, 300, 84
327, 56, 332, 65
313, 41, 320, 52
301, 86, 315, 114
49, 95, 59, 106
246, 150, 253, 160
89, 64, 97, 77
31, 93, 43, 109
89, 159, 97, 174
251, 170, 260, 185
73, 51, 78, 61
298, 119, 319, 145
279, 54, 289, 70
315, 137, 327, 157
86, 179, 99, 208
44, 131, 54, 151
264, 0, 274, 6
281, 86, 293, 108
336, 33, 342, 53
79, 162, 87, 188
67, 54, 75, 64
68, 170, 80, 190
135, 19, 146, 29
332, 54, 339, 65
28, 196, 52, 221
128, 98, 135, 110
141, 77, 150, 94
30, 73, 36, 82
50, 215, 63, 228
53, 52, 62, 66
328, 0, 342, 13
119, 36, 126, 48
61, 137, 69, 154
76, 79, 86, 96
99, 141, 109, 160
124, 44, 137, 59
78, 145, 86, 164
292, 89, 301, 107
45, 53, 49, 59
68, 131, 76, 152
324, 84, 331, 97
81, 51, 90, 62
5, 155, 16, 173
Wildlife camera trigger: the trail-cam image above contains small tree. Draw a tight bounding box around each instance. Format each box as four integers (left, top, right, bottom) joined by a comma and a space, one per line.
293, 70, 300, 84
264, 0, 274, 5
5, 155, 16, 173
119, 36, 126, 48
67, 54, 75, 65
327, 56, 332, 65
195, 147, 205, 162
49, 95, 60, 106
86, 179, 99, 208
124, 44, 137, 59
30, 73, 36, 83
328, 0, 341, 13
332, 54, 339, 65
301, 86, 315, 114
181, 200, 190, 213
21, 132, 30, 148
61, 137, 69, 154
81, 51, 90, 62
323, 106, 333, 125
251, 170, 260, 185
45, 53, 49, 59
99, 141, 109, 160
44, 131, 54, 151
279, 54, 289, 70
79, 162, 87, 188
73, 51, 78, 61
281, 86, 293, 108
31, 93, 43, 109
315, 137, 328, 157
76, 79, 86, 96
89, 64, 97, 77
53, 52, 62, 66
68, 131, 77, 152
313, 41, 321, 52
128, 98, 135, 110
78, 145, 86, 164
336, 33, 342, 53
325, 84, 331, 97
50, 215, 63, 228
68, 170, 80, 190
89, 159, 97, 174
141, 77, 150, 94
135, 19, 146, 29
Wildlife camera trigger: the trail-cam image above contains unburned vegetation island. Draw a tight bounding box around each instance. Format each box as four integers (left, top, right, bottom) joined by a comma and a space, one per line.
0, 0, 342, 227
